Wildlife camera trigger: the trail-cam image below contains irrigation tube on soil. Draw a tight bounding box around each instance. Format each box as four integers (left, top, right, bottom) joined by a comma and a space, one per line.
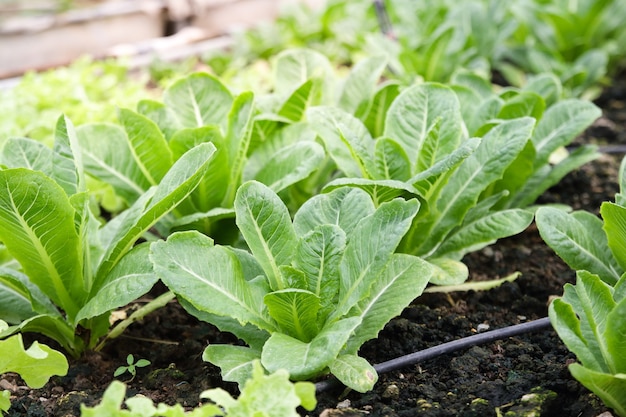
315, 317, 553, 393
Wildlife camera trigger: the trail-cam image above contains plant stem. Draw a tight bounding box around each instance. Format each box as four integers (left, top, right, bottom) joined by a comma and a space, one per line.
94, 291, 176, 352
315, 317, 552, 393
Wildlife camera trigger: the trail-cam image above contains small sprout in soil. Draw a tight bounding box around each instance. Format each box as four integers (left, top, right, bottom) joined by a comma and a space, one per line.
114, 354, 151, 382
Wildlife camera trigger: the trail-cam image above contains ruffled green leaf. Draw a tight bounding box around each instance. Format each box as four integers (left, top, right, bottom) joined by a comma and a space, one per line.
0, 332, 68, 388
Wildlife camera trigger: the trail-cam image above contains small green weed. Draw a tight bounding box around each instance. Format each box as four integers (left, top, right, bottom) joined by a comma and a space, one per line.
114, 354, 151, 382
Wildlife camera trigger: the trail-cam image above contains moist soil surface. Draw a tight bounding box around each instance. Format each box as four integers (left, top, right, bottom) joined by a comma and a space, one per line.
2, 73, 626, 417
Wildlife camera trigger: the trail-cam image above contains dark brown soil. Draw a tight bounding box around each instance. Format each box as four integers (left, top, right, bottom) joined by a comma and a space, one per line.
2, 74, 626, 416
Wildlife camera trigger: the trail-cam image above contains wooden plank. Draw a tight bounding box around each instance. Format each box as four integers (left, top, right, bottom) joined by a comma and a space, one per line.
0, 1, 165, 78
0, 0, 327, 78
191, 0, 326, 36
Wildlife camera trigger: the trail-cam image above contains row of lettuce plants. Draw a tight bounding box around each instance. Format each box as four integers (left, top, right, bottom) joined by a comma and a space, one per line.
0, 43, 607, 411
0, 57, 156, 148
209, 0, 626, 99
1, 2, 626, 414
3, 0, 622, 153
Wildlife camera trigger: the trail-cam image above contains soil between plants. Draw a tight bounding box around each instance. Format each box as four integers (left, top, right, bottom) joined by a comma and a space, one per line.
2, 74, 626, 417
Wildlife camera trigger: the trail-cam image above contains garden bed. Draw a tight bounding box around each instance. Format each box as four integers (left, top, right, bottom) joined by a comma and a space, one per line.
1, 72, 624, 416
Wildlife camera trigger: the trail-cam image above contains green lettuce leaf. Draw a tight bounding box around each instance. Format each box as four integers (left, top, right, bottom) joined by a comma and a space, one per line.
0, 330, 68, 389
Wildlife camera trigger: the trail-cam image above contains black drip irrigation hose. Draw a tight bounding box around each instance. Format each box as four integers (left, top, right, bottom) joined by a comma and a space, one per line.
315, 316, 552, 394
588, 144, 626, 154
373, 0, 395, 40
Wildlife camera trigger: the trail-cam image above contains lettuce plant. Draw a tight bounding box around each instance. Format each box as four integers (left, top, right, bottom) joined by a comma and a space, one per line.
536, 157, 626, 415
385, 0, 517, 84
77, 71, 325, 239
205, 0, 623, 98
204, 0, 379, 82
0, 116, 215, 356
548, 271, 626, 417
81, 361, 316, 417
78, 49, 393, 236
309, 79, 600, 284
503, 0, 626, 97
450, 71, 601, 209
151, 181, 433, 392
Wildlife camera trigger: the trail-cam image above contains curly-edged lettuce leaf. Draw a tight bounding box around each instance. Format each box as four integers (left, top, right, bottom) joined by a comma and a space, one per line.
201, 360, 316, 415
0, 328, 68, 389
80, 380, 223, 417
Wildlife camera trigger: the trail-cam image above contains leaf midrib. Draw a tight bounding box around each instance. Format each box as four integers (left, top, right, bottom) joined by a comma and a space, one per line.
171, 256, 273, 330
81, 147, 146, 196
6, 188, 77, 315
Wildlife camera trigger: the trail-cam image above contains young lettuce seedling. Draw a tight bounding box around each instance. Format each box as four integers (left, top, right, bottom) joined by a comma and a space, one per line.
0, 116, 215, 357
151, 181, 433, 392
